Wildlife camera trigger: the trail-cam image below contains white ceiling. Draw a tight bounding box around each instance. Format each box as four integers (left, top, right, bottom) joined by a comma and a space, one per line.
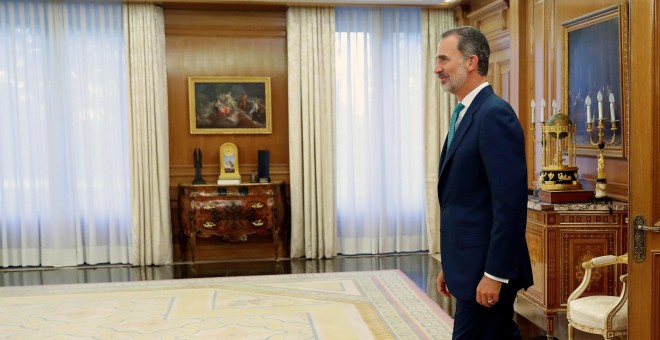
158, 0, 459, 6
256, 0, 457, 4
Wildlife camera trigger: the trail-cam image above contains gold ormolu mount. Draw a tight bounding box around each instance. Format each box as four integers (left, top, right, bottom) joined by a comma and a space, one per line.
532, 103, 581, 191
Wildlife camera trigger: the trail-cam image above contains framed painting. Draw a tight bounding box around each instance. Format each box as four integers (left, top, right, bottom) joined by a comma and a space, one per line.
562, 3, 628, 158
189, 76, 272, 134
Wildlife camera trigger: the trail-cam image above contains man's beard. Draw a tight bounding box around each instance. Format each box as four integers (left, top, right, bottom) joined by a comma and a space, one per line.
439, 65, 467, 94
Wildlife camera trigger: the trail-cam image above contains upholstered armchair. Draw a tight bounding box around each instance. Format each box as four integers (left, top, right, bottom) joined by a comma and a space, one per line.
566, 253, 628, 340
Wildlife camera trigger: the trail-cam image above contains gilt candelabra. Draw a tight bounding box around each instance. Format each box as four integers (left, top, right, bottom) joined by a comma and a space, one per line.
585, 91, 618, 198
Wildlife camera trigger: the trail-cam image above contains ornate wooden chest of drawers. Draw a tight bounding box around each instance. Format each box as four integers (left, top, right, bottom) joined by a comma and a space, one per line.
178, 182, 286, 262
517, 197, 628, 338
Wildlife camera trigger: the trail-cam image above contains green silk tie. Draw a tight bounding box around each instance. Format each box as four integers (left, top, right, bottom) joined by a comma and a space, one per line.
447, 103, 465, 147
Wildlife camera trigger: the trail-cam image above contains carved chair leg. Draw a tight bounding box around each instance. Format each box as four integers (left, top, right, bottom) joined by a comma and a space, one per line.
568, 324, 574, 340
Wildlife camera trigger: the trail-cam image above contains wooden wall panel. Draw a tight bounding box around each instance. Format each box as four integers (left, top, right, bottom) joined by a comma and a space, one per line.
165, 9, 289, 180
465, 0, 515, 110
531, 1, 546, 186
497, 0, 632, 199
464, 0, 630, 197
487, 50, 511, 102
500, 60, 510, 101
509, 0, 527, 167
165, 8, 289, 260
552, 0, 629, 200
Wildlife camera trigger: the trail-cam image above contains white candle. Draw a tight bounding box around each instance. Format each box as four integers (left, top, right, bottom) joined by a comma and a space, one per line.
609, 92, 616, 121
551, 99, 558, 115
597, 91, 604, 120
531, 99, 536, 123
540, 99, 546, 120
585, 95, 592, 123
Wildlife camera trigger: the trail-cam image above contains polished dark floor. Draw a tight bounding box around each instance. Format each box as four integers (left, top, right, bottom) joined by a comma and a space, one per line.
0, 253, 602, 339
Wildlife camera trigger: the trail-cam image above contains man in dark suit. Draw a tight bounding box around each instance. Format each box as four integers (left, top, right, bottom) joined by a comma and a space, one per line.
434, 26, 534, 339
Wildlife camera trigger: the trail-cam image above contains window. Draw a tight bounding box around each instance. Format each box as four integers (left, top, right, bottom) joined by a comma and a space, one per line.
0, 1, 131, 267
335, 7, 427, 254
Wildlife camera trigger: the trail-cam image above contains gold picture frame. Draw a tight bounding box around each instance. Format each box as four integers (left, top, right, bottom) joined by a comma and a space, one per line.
189, 76, 272, 134
562, 3, 628, 158
219, 142, 241, 181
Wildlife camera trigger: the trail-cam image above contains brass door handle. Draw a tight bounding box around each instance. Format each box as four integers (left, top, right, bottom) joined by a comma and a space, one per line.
632, 215, 660, 262
251, 220, 264, 227
203, 204, 215, 210
251, 202, 264, 209
636, 221, 660, 232
202, 221, 216, 229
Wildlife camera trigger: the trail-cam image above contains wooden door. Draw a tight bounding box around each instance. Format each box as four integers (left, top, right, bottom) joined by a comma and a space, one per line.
628, 0, 660, 338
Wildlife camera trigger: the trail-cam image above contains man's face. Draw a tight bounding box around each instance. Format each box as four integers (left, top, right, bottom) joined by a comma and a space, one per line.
434, 35, 468, 94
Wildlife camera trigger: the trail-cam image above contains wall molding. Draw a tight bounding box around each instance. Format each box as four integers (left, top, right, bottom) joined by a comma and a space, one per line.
467, 0, 509, 33
170, 163, 290, 184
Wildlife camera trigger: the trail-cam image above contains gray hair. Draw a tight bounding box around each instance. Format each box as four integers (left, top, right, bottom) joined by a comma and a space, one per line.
442, 26, 490, 76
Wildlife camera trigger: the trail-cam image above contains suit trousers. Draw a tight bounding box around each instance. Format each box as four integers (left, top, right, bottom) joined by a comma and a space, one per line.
451, 279, 522, 340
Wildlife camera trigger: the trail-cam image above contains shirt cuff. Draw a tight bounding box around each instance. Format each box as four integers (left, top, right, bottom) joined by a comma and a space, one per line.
485, 272, 509, 284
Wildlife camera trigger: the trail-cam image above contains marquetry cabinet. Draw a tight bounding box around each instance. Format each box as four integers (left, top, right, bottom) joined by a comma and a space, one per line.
518, 197, 628, 338
178, 182, 287, 262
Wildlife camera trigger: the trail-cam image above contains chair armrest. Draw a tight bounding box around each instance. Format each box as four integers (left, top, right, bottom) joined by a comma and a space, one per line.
605, 273, 628, 326
567, 254, 628, 309
583, 254, 627, 269
567, 266, 593, 306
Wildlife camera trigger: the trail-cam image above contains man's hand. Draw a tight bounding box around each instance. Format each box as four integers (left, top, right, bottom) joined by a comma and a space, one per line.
436, 270, 451, 297
476, 275, 502, 307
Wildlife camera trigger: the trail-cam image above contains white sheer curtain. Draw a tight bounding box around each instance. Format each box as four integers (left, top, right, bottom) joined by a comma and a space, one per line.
335, 7, 426, 255
0, 0, 131, 267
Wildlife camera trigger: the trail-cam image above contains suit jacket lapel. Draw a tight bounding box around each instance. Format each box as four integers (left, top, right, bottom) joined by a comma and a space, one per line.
439, 86, 494, 178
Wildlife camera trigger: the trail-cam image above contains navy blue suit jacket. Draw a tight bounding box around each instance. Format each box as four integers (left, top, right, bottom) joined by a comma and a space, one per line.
438, 85, 533, 301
